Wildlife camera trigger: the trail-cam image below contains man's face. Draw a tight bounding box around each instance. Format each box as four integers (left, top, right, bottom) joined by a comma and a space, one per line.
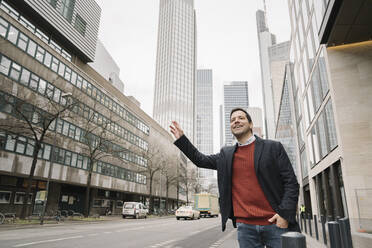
230, 110, 253, 138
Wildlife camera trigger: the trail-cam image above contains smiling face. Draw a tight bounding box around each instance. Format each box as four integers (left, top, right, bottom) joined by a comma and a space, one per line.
230, 110, 253, 140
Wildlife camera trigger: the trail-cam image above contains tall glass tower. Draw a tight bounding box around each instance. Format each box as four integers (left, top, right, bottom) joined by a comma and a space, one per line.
223, 81, 249, 146
153, 0, 196, 139
196, 69, 216, 191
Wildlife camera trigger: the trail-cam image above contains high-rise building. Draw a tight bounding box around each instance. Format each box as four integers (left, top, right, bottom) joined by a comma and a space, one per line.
0, 0, 185, 217
247, 107, 263, 138
275, 64, 298, 177
89, 40, 124, 93
219, 104, 224, 148
285, 0, 372, 246
195, 69, 215, 191
153, 0, 196, 140
223, 81, 249, 145
256, 9, 290, 139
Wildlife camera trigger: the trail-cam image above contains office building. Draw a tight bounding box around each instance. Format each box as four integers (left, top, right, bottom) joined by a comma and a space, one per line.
195, 69, 216, 191
223, 81, 249, 145
89, 40, 124, 93
256, 9, 290, 139
247, 107, 263, 138
153, 0, 196, 140
0, 0, 185, 217
286, 0, 372, 246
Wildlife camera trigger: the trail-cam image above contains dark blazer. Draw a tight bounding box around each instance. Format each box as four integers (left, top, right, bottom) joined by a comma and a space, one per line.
174, 134, 300, 232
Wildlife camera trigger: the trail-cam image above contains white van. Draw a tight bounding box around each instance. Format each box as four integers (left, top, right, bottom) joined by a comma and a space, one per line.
122, 202, 147, 219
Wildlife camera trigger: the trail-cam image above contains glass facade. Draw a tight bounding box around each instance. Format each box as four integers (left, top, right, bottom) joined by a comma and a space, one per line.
153, 0, 196, 139
223, 81, 249, 145
288, 0, 338, 173
195, 69, 215, 189
0, 15, 150, 137
0, 52, 148, 151
0, 1, 72, 61
275, 67, 298, 176
0, 131, 146, 184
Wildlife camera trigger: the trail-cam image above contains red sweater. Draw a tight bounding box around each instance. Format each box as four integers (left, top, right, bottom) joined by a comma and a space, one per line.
232, 142, 276, 225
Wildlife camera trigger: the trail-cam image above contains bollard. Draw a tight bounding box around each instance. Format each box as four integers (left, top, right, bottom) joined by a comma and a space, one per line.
339, 218, 353, 248
281, 232, 306, 248
314, 214, 319, 240
321, 215, 327, 245
328, 221, 342, 248
308, 213, 312, 236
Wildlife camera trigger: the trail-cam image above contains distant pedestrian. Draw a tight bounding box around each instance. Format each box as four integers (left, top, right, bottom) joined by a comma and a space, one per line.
170, 108, 300, 248
300, 204, 306, 219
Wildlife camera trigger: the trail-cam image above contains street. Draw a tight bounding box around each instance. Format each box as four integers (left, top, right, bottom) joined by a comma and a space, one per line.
0, 217, 238, 248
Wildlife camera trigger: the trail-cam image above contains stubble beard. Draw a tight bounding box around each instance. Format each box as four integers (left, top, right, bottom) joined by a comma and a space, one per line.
232, 127, 252, 140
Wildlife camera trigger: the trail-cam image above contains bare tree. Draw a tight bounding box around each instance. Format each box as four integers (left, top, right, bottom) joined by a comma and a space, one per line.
135, 140, 165, 214
160, 156, 179, 211
0, 90, 76, 219
178, 165, 198, 205
76, 101, 128, 217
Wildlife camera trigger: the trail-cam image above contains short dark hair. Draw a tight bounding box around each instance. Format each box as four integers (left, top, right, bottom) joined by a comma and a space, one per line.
230, 107, 252, 123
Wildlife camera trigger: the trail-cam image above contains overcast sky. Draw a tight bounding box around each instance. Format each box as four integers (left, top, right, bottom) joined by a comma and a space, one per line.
95, 0, 291, 151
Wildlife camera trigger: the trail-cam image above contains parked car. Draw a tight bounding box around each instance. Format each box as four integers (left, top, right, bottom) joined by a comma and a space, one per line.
122, 202, 147, 219
175, 206, 200, 220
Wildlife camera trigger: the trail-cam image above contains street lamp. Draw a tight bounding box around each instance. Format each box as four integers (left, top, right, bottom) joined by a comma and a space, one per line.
40, 92, 73, 225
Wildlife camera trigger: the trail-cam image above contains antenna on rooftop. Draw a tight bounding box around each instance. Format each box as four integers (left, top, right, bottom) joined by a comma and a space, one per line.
263, 0, 268, 26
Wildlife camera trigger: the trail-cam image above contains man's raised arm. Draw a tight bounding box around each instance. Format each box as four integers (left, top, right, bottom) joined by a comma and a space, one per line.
169, 121, 219, 170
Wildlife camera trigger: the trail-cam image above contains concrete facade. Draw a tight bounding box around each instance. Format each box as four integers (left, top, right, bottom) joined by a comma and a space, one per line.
285, 0, 372, 246
0, 0, 185, 218
327, 41, 372, 235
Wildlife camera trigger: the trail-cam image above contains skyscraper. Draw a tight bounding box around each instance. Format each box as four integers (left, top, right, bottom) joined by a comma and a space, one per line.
256, 9, 290, 139
223, 81, 249, 145
285, 0, 372, 245
195, 69, 215, 191
153, 0, 196, 139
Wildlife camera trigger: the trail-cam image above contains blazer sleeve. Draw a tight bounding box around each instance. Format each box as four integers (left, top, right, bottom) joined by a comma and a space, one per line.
174, 135, 219, 170
276, 142, 299, 224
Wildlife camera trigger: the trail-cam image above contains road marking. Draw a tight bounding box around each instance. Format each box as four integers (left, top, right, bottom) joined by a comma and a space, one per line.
103, 231, 112, 234
87, 233, 98, 236
149, 239, 176, 247
13, 235, 84, 247
209, 229, 236, 248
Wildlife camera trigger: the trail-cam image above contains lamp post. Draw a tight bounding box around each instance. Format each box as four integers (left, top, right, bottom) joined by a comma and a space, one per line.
40, 93, 73, 225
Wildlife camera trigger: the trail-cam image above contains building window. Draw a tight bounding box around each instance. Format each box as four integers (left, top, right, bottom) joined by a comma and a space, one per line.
325, 100, 338, 150
74, 15, 86, 36
0, 191, 11, 204
59, 0, 75, 22
14, 192, 32, 204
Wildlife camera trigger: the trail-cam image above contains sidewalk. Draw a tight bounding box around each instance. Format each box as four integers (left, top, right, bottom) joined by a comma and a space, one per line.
216, 230, 327, 248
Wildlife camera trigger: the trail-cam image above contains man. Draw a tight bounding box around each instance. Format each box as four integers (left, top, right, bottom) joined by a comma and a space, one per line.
170, 108, 300, 248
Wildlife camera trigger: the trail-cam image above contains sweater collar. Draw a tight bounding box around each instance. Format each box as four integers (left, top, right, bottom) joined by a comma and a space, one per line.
238, 135, 256, 146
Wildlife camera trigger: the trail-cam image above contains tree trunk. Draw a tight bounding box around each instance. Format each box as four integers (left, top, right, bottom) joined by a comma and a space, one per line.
20, 143, 41, 219
165, 179, 169, 211
84, 163, 93, 217
149, 174, 154, 214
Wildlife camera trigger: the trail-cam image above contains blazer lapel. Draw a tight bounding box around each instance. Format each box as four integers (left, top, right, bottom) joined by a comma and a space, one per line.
254, 135, 264, 174
225, 144, 237, 178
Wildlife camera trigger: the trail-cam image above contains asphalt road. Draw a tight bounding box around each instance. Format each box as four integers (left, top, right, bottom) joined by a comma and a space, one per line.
0, 217, 239, 248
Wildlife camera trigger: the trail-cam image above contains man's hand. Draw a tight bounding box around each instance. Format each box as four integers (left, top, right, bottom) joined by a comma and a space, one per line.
268, 213, 288, 229
170, 121, 184, 140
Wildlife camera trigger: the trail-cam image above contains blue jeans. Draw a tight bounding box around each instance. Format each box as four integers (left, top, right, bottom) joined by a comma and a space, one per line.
237, 222, 288, 248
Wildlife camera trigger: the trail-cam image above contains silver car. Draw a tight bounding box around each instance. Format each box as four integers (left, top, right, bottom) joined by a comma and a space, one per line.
122, 202, 147, 219
175, 206, 200, 220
